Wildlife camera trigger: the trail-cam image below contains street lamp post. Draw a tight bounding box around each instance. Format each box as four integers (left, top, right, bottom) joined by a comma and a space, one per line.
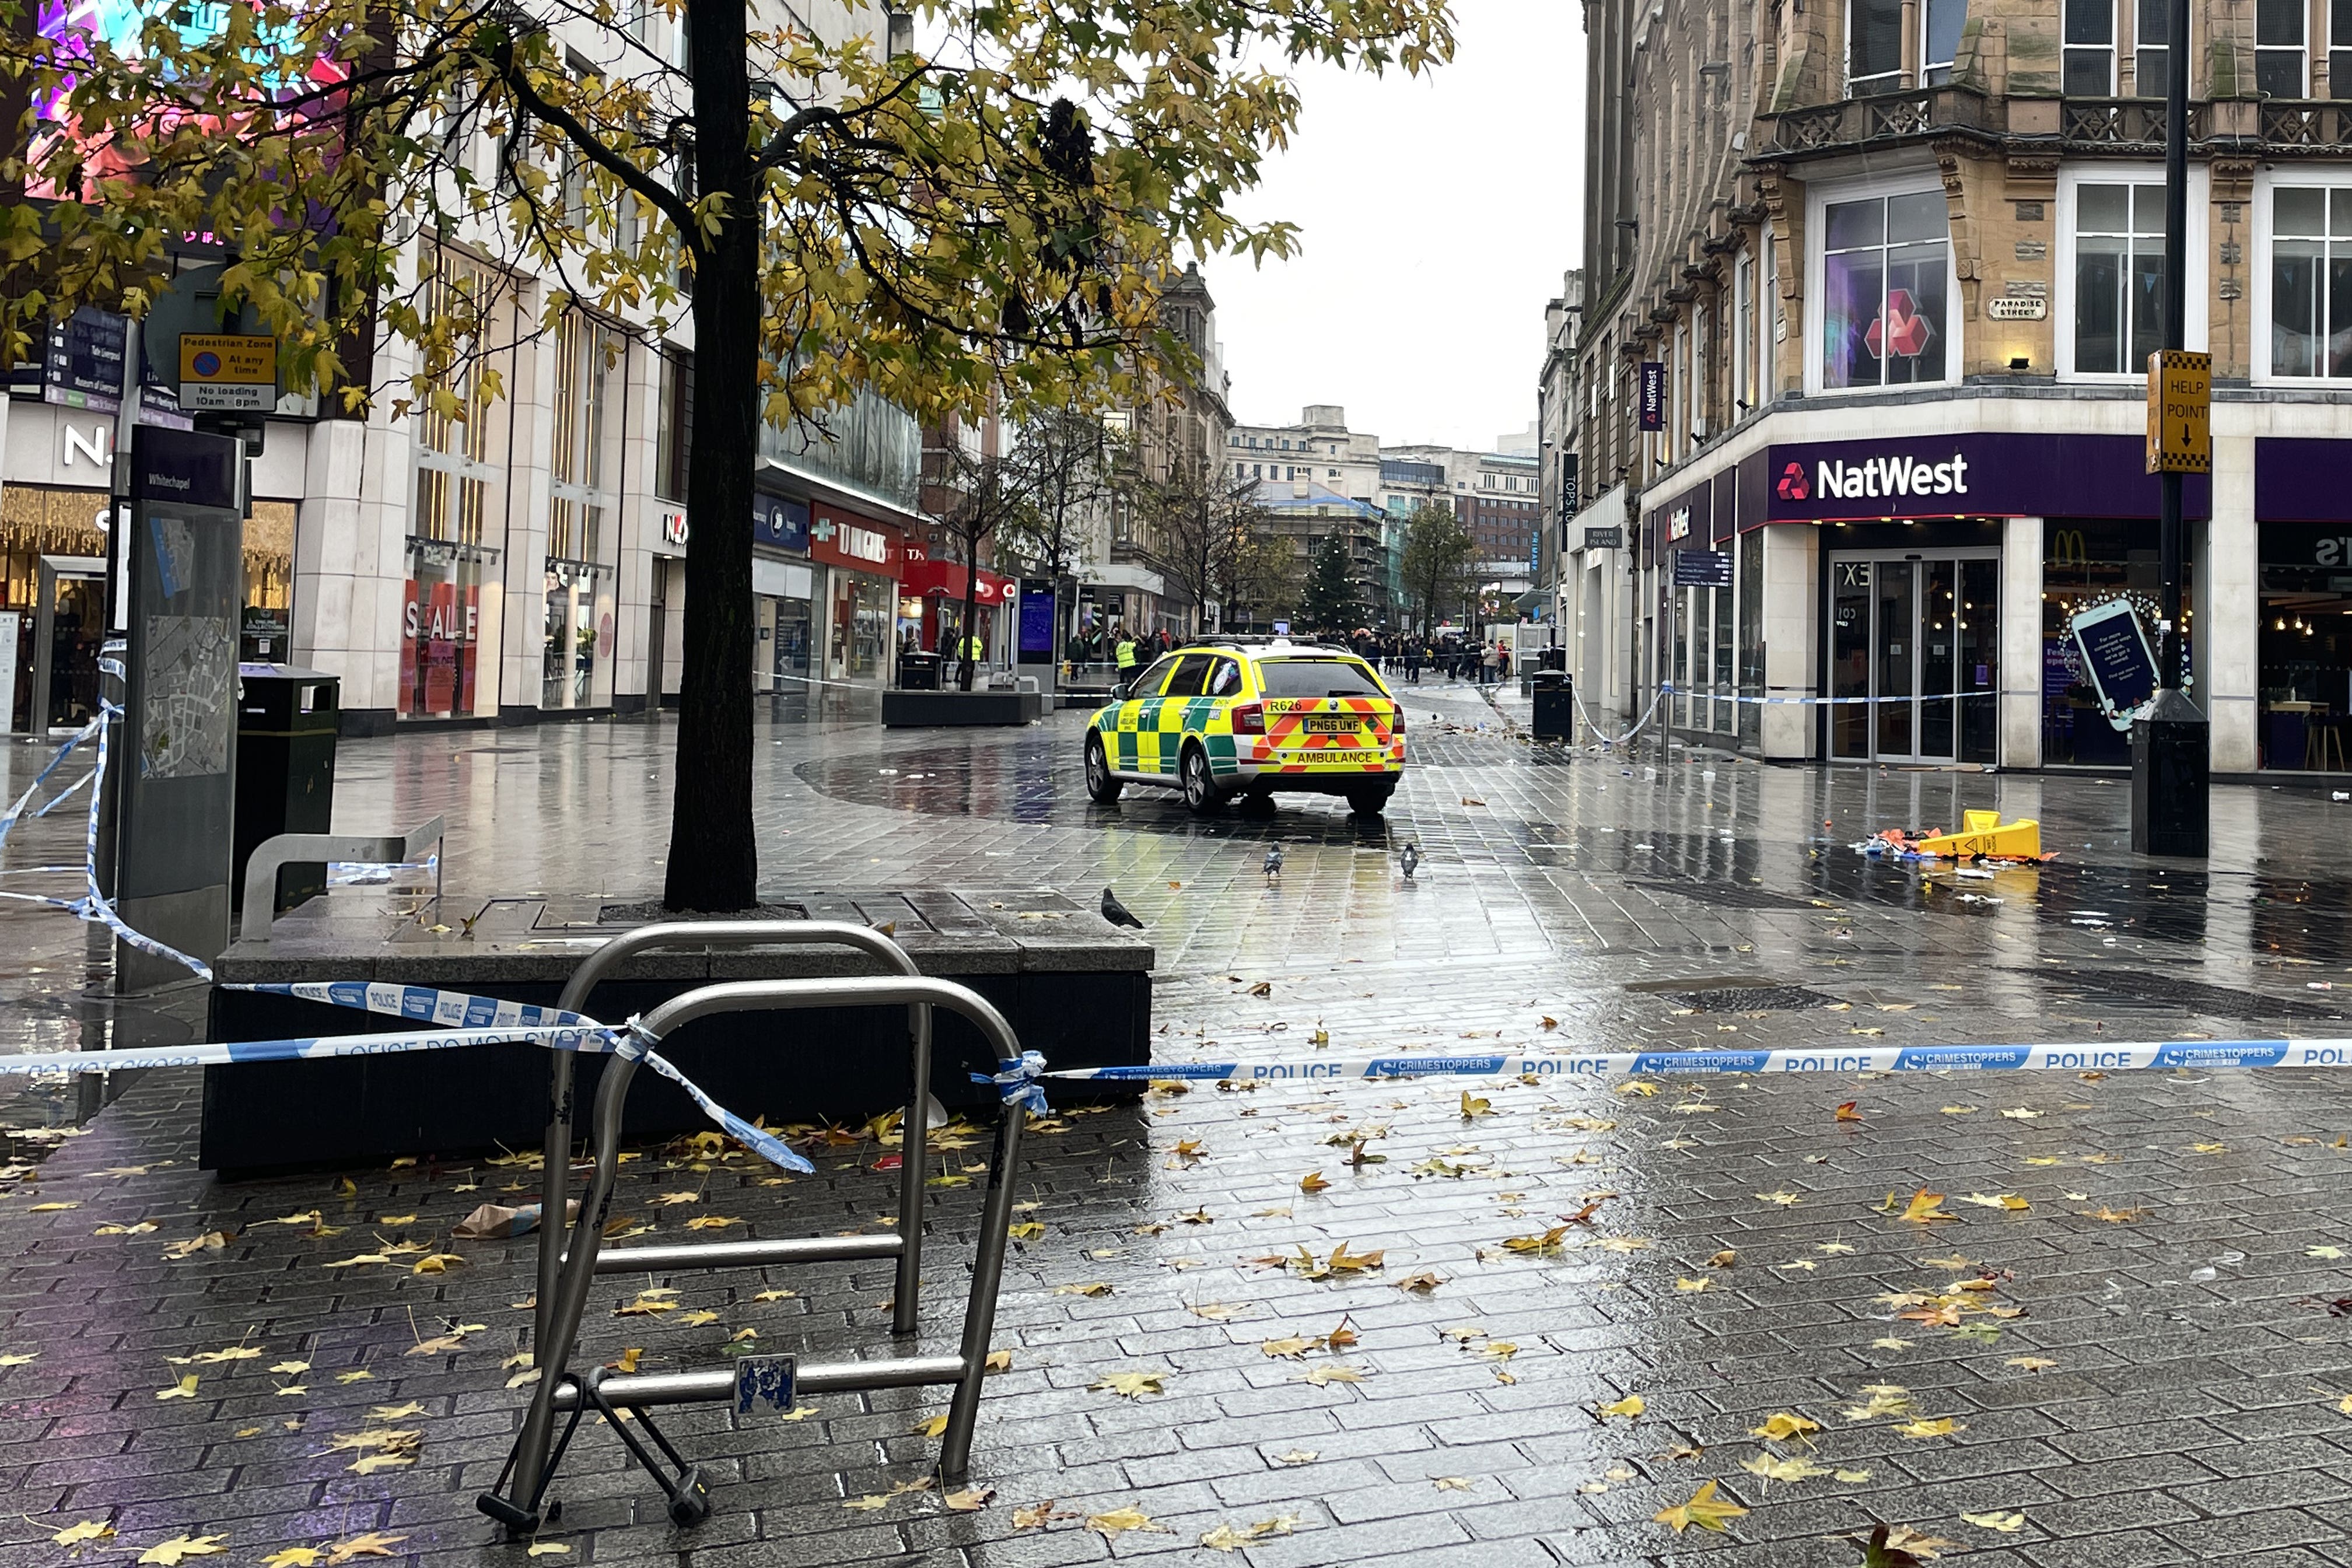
2131, 0, 2210, 856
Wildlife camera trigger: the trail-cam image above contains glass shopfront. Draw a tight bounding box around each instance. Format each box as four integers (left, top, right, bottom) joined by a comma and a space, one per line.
405, 244, 508, 720
2256, 522, 2352, 771
1829, 544, 2000, 764
2040, 518, 2194, 766
242, 501, 296, 661
401, 542, 498, 720
810, 503, 902, 683
0, 484, 110, 733
543, 310, 621, 710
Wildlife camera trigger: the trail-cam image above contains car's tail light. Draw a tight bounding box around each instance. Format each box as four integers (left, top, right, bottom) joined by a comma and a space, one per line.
1232, 703, 1265, 735
1388, 705, 1405, 734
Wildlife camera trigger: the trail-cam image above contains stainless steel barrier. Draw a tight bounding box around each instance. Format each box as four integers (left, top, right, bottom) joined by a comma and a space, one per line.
237, 816, 446, 940
478, 975, 1027, 1537
531, 922, 933, 1364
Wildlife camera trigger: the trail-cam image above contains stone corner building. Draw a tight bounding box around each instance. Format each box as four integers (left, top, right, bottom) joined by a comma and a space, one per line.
1560, 0, 2352, 776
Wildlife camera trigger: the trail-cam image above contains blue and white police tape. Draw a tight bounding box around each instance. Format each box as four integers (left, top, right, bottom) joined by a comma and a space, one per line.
1046, 1037, 2352, 1083
21, 982, 816, 1175
975, 1050, 1051, 1115
0, 688, 215, 981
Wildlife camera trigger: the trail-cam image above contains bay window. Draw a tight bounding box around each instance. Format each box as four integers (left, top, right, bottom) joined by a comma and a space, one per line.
1849, 0, 1903, 93
2134, 0, 2170, 96
2065, 0, 2115, 93
2270, 184, 2352, 378
2073, 182, 2165, 374
1817, 188, 1952, 391
2259, 0, 2308, 95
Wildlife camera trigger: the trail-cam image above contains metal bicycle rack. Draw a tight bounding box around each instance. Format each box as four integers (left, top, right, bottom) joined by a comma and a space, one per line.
527, 922, 936, 1366
478, 973, 1027, 1536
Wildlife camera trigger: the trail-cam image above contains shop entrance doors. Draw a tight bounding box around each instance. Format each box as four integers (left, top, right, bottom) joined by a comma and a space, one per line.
32, 556, 107, 734
1829, 552, 2000, 764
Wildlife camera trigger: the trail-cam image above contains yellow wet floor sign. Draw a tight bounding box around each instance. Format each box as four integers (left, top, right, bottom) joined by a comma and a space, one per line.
1915, 810, 2042, 859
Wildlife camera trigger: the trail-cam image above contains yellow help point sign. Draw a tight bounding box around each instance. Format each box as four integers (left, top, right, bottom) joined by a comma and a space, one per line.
178, 333, 278, 411
2145, 349, 2210, 474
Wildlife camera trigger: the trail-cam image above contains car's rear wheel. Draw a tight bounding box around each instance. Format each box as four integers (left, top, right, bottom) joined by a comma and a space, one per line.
1180, 744, 1226, 816
1346, 782, 1396, 818
1084, 735, 1123, 803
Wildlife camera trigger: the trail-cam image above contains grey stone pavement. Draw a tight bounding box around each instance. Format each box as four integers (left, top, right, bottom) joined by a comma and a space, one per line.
2, 678, 2352, 1567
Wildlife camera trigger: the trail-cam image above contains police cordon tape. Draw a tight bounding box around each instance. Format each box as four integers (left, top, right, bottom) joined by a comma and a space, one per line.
0, 656, 215, 980
1045, 1038, 2352, 1082
1, 978, 818, 1175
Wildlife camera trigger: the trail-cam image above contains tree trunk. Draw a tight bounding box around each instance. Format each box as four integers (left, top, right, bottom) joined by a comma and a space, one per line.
664, 0, 760, 912
958, 573, 979, 691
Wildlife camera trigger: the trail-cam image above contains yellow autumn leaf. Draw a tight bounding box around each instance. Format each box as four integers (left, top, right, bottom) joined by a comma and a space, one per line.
1298, 1171, 1331, 1193
1091, 1371, 1166, 1399
1652, 1479, 1748, 1534
1959, 1193, 2030, 1211
156, 1374, 199, 1401
1896, 1416, 1966, 1438
683, 1216, 743, 1231
1748, 1411, 1821, 1441
1598, 1394, 1644, 1420
1294, 1364, 1367, 1386
54, 1520, 117, 1550
1052, 1282, 1112, 1297
1674, 1277, 1712, 1293
1086, 1507, 1168, 1539
324, 1531, 407, 1564
841, 1495, 889, 1511
1897, 1189, 1957, 1223
909, 1413, 949, 1438
1962, 1510, 2027, 1532
525, 1546, 571, 1558
137, 1536, 229, 1566
1006, 1222, 1045, 1241
1739, 1453, 1829, 1485
261, 1551, 321, 1568
410, 1254, 464, 1273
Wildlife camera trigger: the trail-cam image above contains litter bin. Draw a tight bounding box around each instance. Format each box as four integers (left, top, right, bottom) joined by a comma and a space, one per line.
233, 666, 340, 914
1530, 669, 1575, 743
1538, 645, 1567, 673
899, 652, 942, 691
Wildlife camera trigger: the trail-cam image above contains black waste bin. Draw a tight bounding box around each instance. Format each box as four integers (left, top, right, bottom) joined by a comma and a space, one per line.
1538, 645, 1567, 673
899, 652, 942, 691
233, 666, 340, 914
1530, 670, 1576, 743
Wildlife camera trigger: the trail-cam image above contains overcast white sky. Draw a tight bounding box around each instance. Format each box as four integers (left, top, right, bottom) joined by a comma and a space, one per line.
1209, 0, 1584, 454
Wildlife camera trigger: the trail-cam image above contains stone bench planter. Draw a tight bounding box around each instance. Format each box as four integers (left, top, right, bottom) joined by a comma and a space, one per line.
881, 688, 1047, 726
204, 888, 1151, 1173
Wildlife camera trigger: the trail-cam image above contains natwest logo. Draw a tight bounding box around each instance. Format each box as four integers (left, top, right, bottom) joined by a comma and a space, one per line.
1777, 461, 1809, 502
1815, 450, 1969, 502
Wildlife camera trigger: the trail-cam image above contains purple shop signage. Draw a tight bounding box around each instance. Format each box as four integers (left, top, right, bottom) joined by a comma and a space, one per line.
2255, 438, 2352, 523
1639, 362, 1664, 431
1762, 433, 2208, 524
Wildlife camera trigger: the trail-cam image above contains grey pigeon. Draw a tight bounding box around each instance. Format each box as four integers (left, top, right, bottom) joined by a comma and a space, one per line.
1262, 845, 1283, 881
1401, 842, 1422, 879
1099, 887, 1144, 929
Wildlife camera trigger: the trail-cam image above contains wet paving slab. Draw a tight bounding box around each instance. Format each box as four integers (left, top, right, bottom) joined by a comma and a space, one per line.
1, 687, 2351, 1566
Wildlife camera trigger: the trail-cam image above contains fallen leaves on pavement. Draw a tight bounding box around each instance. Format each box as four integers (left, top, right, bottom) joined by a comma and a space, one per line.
1653, 1479, 1748, 1534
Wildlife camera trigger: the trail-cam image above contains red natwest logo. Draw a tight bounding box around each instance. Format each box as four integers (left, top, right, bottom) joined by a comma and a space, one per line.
1866, 288, 1936, 360
1777, 461, 1810, 502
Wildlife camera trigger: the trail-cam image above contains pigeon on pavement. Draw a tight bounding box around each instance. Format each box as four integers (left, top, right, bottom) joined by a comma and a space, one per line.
1401, 842, 1422, 880
1263, 846, 1284, 881
1100, 887, 1145, 929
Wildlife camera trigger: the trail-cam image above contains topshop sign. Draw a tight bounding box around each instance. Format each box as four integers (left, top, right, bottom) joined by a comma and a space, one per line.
1757, 433, 2204, 524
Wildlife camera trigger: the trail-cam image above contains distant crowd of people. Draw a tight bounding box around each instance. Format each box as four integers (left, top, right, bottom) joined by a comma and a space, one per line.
1343, 630, 1513, 687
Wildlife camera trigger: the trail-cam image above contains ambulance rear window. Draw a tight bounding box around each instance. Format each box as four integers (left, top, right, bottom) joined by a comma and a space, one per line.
1256, 659, 1383, 697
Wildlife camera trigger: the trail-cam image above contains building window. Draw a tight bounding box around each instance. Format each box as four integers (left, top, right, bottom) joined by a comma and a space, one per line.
655, 345, 692, 502
2259, 0, 2308, 93
2333, 0, 2352, 97
1849, 0, 1903, 93
2258, 0, 2314, 93
2073, 182, 2165, 374
2134, 0, 2170, 96
1691, 302, 1711, 442
2270, 185, 2352, 377
2065, 0, 2115, 93
1734, 250, 1755, 414
1759, 229, 1779, 400
545, 310, 622, 710
1818, 188, 1952, 390
1922, 0, 1968, 81
405, 247, 506, 722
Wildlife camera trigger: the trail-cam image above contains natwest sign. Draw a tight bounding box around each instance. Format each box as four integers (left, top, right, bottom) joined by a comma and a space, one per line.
1810, 449, 1971, 503
1760, 433, 2204, 524
809, 504, 902, 577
